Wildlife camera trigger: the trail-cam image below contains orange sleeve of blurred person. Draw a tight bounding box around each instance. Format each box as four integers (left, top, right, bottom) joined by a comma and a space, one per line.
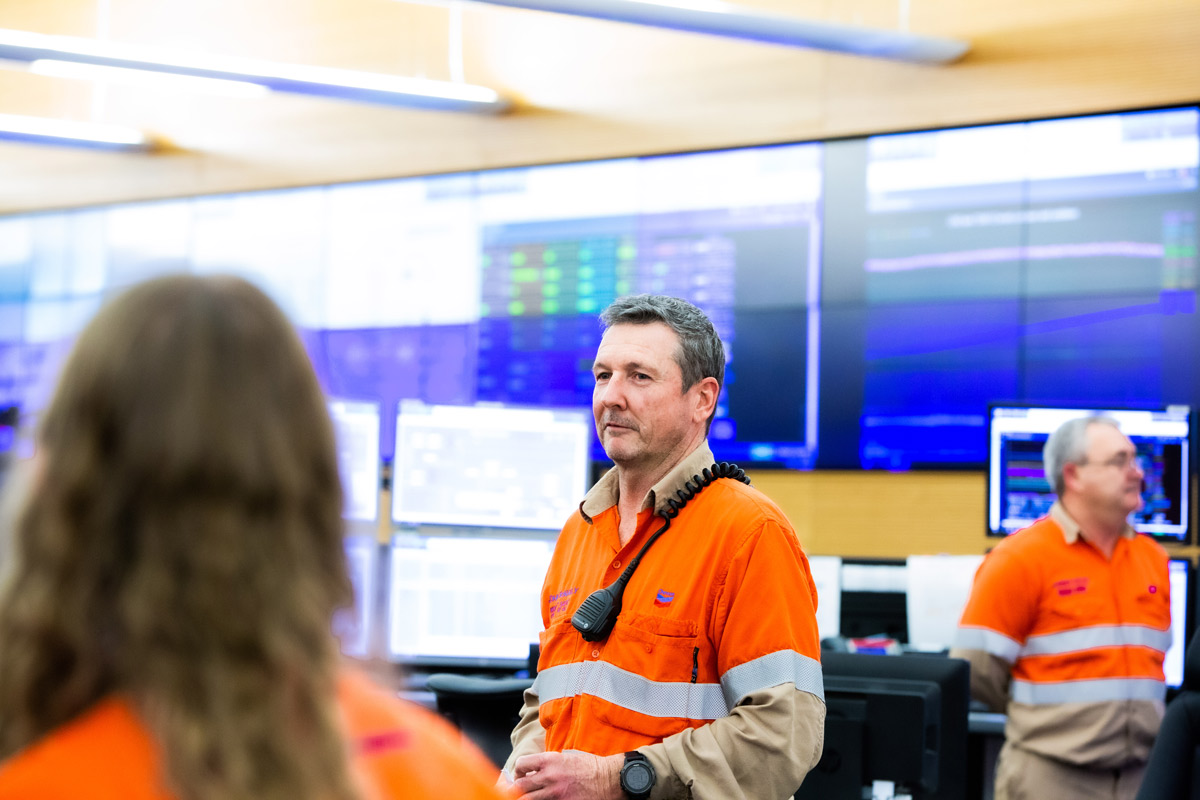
339, 670, 508, 800
0, 670, 507, 800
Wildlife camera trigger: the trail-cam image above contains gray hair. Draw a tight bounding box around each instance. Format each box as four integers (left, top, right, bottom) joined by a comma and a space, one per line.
600, 294, 725, 395
1043, 415, 1121, 496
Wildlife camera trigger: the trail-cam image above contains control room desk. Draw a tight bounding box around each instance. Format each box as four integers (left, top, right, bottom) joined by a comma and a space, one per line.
968, 711, 1006, 800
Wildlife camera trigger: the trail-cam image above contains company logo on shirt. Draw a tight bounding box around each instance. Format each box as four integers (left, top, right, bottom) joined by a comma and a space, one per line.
549, 588, 578, 619
654, 590, 675, 607
1053, 577, 1089, 597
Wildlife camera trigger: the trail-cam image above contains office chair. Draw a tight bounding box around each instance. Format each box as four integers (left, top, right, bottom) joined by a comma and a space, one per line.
423, 673, 534, 768
1135, 629, 1200, 800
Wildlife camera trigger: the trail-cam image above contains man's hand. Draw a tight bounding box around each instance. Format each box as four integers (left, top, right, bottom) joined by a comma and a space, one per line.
509, 750, 624, 800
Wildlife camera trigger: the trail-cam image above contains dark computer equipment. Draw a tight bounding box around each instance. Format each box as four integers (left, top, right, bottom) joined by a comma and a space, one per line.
838, 559, 909, 643
423, 673, 534, 768
987, 404, 1193, 542
797, 653, 970, 800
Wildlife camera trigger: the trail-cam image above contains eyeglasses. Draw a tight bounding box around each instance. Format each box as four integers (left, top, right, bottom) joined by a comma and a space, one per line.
1077, 451, 1145, 472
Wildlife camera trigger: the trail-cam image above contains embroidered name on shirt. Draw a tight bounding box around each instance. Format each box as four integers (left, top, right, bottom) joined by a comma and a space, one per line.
654, 590, 675, 606
1053, 577, 1089, 597
549, 588, 578, 619
357, 729, 411, 755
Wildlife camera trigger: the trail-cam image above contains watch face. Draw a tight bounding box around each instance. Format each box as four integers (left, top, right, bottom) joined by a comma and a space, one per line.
622, 762, 654, 795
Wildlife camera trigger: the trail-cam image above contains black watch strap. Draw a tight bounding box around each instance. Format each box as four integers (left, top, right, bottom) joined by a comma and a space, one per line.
619, 750, 655, 800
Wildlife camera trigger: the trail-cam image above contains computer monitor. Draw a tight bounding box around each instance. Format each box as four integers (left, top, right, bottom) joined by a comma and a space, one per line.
327, 399, 382, 522
987, 405, 1192, 541
333, 534, 379, 659
839, 559, 909, 643
391, 401, 591, 531
1166, 557, 1193, 691
797, 653, 970, 800
386, 533, 554, 668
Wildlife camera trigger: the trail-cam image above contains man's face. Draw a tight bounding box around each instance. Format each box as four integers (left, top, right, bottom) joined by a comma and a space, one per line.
1071, 423, 1145, 520
591, 322, 706, 472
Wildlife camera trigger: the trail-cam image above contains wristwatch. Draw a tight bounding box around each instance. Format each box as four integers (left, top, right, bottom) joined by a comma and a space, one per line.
619, 751, 656, 800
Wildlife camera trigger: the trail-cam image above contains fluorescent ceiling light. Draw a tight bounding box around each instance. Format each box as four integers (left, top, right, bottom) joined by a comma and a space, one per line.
0, 112, 151, 151
0, 28, 511, 113
30, 59, 271, 98
468, 0, 969, 64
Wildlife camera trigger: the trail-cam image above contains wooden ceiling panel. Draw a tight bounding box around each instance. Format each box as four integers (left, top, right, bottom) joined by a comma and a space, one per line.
0, 0, 1196, 213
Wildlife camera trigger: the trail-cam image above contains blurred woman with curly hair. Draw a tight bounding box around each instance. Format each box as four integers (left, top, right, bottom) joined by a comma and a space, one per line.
0, 274, 503, 800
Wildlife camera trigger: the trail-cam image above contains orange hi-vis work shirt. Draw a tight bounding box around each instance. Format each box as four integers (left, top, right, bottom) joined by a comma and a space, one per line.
0, 670, 505, 800
953, 503, 1170, 767
534, 447, 824, 758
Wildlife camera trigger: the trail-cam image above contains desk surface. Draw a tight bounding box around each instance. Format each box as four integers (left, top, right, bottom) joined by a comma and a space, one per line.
400, 689, 437, 710
969, 711, 1006, 736
406, 690, 1006, 733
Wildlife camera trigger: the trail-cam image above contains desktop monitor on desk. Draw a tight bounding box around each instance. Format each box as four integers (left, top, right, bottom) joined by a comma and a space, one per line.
987, 404, 1193, 542
797, 652, 970, 800
385, 402, 592, 669
328, 398, 382, 524
386, 533, 554, 669
333, 534, 380, 659
1167, 557, 1194, 691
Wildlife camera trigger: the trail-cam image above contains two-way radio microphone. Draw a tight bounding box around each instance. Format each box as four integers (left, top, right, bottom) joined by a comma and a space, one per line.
570, 462, 749, 642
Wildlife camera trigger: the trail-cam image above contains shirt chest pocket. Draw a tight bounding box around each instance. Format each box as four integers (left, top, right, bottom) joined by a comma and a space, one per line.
1131, 587, 1171, 631
608, 613, 699, 680
1042, 582, 1107, 630
591, 613, 712, 739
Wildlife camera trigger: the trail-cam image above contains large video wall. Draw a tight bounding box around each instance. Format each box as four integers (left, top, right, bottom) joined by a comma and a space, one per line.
0, 106, 1196, 470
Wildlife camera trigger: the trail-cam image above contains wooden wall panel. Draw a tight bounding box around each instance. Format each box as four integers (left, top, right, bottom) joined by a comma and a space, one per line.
748, 470, 1199, 561
749, 470, 992, 558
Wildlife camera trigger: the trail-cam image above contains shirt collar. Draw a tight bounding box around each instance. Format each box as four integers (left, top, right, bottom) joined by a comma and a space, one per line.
1049, 500, 1137, 544
578, 442, 716, 522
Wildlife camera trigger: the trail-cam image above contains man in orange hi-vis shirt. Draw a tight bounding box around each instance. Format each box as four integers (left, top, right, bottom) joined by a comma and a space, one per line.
952, 415, 1170, 800
0, 275, 504, 800
501, 295, 825, 800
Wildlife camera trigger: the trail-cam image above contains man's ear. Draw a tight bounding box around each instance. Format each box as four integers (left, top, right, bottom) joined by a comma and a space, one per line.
1061, 462, 1081, 494
691, 376, 719, 424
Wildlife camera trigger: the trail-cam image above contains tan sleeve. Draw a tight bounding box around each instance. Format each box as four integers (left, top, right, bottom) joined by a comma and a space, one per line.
948, 646, 1010, 713
502, 684, 546, 775
640, 684, 825, 800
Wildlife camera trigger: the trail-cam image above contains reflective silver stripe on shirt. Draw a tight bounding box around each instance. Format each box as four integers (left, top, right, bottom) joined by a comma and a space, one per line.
1010, 677, 1167, 705
1020, 625, 1173, 658
533, 648, 823, 720
534, 661, 730, 720
721, 649, 824, 705
954, 625, 1022, 662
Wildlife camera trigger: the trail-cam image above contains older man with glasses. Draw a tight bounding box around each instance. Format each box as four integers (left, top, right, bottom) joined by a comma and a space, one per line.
951, 415, 1171, 800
